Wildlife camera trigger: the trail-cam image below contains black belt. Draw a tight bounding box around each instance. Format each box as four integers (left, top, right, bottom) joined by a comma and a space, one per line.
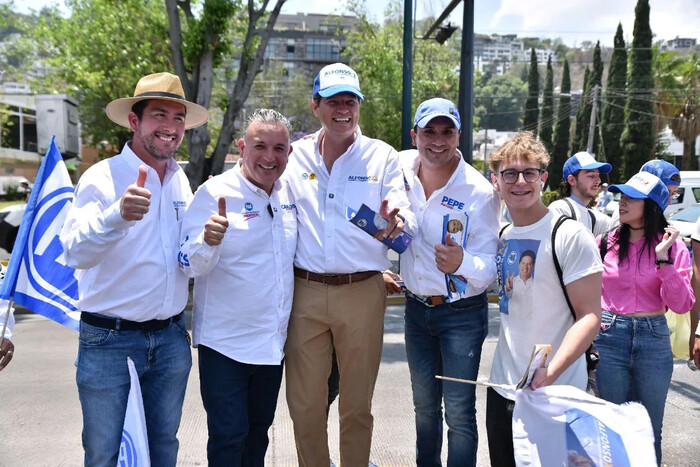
294, 268, 379, 286
406, 290, 448, 307
81, 311, 183, 332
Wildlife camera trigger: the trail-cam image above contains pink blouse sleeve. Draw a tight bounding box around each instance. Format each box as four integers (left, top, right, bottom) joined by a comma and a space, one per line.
658, 239, 695, 313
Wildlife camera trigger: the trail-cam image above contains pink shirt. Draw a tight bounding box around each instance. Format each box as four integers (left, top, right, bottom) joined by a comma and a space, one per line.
598, 230, 694, 315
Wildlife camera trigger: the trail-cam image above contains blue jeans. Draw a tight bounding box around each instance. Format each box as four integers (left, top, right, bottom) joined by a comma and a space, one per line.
404, 292, 489, 467
198, 345, 283, 466
594, 311, 672, 465
77, 314, 192, 467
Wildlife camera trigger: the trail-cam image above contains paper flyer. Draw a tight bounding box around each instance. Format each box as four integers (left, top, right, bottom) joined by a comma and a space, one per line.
347, 204, 413, 254
442, 212, 469, 297
516, 344, 552, 389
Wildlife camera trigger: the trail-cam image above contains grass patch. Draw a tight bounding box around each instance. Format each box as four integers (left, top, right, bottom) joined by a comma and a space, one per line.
0, 200, 24, 210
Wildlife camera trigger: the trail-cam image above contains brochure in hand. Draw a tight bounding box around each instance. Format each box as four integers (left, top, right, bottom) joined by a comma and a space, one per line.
516, 344, 552, 389
442, 212, 469, 297
347, 204, 413, 254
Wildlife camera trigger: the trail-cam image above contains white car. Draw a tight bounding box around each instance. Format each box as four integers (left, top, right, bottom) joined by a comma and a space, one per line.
668, 203, 700, 239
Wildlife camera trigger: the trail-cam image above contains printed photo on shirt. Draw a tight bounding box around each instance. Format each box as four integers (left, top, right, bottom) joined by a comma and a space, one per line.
497, 238, 540, 316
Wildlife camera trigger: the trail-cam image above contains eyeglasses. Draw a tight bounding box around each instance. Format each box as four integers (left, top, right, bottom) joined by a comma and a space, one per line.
499, 168, 543, 184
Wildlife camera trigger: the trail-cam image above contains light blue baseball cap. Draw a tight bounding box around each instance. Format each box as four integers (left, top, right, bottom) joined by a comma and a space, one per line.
562, 151, 612, 179
641, 160, 681, 186
413, 98, 461, 130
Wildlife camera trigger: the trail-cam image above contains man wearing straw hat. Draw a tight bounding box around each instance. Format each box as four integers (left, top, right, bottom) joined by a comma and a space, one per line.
60, 72, 208, 466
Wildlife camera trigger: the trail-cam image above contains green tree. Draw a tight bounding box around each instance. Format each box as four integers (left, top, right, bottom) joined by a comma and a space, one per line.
599, 24, 627, 183
522, 48, 539, 134
654, 51, 700, 170
166, 0, 286, 188
550, 59, 572, 183
32, 0, 173, 155
343, 1, 460, 149
474, 74, 527, 131
539, 55, 554, 154
621, 0, 655, 179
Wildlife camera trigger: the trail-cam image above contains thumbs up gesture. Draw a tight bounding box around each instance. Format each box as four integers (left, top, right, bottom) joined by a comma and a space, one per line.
203, 196, 229, 246
120, 166, 152, 221
434, 234, 464, 275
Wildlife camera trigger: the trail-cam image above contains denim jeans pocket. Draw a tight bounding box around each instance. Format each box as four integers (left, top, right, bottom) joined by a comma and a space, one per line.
79, 322, 115, 347
648, 317, 670, 339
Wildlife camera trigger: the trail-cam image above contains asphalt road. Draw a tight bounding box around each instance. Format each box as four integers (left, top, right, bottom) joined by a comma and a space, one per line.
0, 303, 698, 466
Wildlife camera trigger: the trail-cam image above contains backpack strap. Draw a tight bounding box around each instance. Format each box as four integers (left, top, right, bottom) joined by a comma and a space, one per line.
551, 215, 576, 321
563, 198, 577, 221
499, 223, 511, 238
599, 232, 608, 259
588, 210, 596, 232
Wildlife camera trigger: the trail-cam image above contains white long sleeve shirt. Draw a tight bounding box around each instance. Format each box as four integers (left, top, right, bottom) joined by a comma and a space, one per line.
59, 143, 192, 321
399, 150, 500, 299
178, 165, 297, 365
284, 128, 415, 274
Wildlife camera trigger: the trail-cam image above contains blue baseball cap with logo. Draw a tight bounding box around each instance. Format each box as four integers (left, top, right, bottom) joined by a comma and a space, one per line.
312, 63, 364, 101
413, 98, 461, 130
641, 160, 681, 186
608, 171, 669, 210
562, 152, 613, 179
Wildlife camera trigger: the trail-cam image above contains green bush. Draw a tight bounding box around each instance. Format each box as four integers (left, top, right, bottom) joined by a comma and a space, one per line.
2, 182, 24, 201
542, 190, 560, 207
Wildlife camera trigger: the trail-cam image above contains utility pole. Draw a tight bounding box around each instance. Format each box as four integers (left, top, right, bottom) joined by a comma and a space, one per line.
401, 0, 413, 150
458, 0, 475, 163
586, 84, 599, 154
483, 128, 488, 176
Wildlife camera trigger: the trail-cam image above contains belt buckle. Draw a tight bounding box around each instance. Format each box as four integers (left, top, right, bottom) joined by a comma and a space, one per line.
321, 274, 337, 285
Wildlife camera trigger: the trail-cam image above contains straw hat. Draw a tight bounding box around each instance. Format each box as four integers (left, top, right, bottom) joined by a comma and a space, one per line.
105, 72, 209, 130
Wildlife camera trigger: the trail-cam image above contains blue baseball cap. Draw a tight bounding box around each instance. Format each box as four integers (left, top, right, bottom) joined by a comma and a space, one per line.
312, 63, 364, 101
562, 152, 613, 179
641, 160, 681, 186
608, 171, 669, 210
413, 98, 461, 130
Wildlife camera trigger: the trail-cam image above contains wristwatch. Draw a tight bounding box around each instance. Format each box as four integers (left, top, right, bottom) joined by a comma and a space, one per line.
655, 258, 673, 265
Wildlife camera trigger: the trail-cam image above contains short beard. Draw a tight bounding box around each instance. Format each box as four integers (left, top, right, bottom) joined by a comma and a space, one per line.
141, 134, 182, 160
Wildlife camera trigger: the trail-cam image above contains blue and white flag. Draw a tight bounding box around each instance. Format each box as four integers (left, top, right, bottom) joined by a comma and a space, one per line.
119, 357, 151, 467
0, 136, 80, 330
513, 385, 656, 466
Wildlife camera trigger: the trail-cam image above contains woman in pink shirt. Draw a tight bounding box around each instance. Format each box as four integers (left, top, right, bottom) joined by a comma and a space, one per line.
595, 172, 694, 465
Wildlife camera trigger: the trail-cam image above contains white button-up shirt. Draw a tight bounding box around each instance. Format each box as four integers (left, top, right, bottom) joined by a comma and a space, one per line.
285, 128, 415, 274
399, 149, 500, 299
59, 143, 192, 321
178, 165, 297, 365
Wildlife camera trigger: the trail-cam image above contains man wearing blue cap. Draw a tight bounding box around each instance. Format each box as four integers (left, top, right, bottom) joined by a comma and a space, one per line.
283, 62, 415, 467
549, 151, 614, 236
394, 98, 499, 466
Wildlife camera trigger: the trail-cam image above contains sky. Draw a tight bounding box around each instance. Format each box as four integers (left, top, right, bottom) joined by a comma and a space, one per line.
14, 0, 700, 48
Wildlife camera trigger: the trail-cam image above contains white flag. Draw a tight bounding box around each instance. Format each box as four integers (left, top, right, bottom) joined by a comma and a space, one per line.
118, 357, 151, 467
513, 385, 656, 466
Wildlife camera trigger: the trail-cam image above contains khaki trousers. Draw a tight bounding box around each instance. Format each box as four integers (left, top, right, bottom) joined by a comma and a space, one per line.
285, 273, 387, 467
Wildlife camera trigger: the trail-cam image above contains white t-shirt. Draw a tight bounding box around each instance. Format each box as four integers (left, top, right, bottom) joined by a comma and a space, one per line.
491, 212, 603, 400
549, 197, 613, 237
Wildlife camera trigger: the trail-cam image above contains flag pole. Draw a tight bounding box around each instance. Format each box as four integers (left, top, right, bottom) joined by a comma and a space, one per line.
436, 375, 512, 390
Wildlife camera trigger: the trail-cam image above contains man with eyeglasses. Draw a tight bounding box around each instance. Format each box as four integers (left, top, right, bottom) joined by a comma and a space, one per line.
397, 98, 500, 466
487, 132, 602, 466
178, 109, 296, 464
549, 151, 614, 236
